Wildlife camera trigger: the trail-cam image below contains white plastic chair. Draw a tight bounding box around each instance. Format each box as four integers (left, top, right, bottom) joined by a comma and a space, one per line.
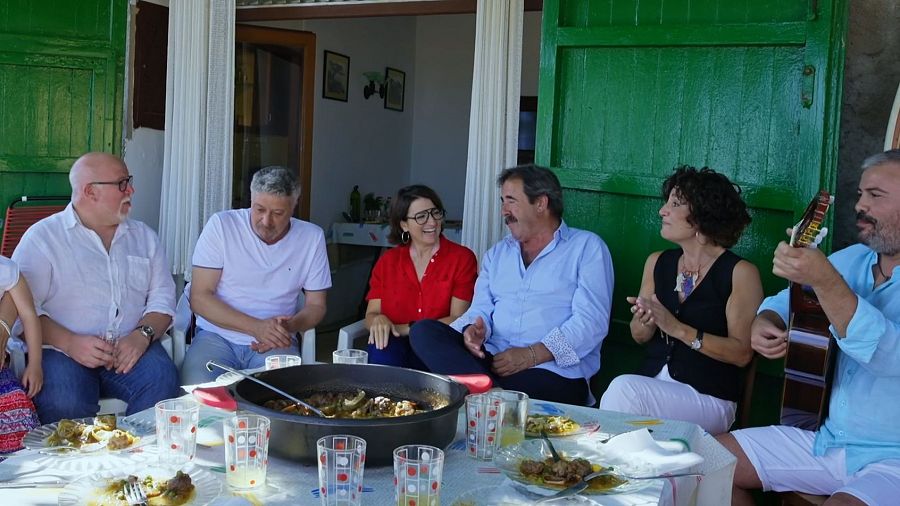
175, 289, 318, 364
337, 319, 368, 351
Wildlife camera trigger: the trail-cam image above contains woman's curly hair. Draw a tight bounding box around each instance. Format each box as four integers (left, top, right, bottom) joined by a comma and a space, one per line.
661, 165, 751, 248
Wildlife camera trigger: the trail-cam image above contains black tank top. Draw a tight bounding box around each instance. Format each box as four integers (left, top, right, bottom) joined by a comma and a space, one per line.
638, 248, 743, 402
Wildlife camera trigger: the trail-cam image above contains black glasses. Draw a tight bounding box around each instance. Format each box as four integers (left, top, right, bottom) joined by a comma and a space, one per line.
406, 207, 445, 225
90, 175, 133, 192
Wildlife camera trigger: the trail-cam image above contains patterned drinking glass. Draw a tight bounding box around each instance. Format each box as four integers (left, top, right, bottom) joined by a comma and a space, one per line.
393, 444, 443, 506
317, 434, 367, 505
155, 398, 200, 466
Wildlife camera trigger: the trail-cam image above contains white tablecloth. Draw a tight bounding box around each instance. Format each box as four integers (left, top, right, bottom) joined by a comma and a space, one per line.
0, 400, 735, 505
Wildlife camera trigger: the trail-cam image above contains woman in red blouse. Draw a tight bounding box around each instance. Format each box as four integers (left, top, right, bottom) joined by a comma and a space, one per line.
365, 185, 477, 368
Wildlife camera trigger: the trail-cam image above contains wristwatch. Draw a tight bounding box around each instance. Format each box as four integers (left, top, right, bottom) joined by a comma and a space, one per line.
690, 329, 704, 351
138, 325, 156, 343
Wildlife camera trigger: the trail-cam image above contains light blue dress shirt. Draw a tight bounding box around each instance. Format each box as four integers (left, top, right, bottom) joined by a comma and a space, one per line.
759, 243, 900, 473
451, 221, 614, 384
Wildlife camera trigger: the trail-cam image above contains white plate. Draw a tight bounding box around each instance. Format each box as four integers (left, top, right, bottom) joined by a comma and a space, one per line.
58, 463, 222, 506
494, 439, 654, 496
23, 416, 155, 455
450, 485, 602, 505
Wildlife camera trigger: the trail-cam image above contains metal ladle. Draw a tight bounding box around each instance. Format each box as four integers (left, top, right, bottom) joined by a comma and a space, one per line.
205, 360, 325, 418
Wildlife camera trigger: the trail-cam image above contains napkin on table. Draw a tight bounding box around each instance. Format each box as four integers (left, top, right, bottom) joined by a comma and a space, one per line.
600, 428, 704, 475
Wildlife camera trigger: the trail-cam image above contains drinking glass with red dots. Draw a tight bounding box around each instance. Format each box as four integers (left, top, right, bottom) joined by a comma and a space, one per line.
224, 414, 271, 490
154, 398, 200, 466
316, 434, 367, 505
393, 444, 443, 506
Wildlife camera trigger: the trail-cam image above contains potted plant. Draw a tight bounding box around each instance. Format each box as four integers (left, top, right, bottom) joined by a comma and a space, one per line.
363, 193, 384, 222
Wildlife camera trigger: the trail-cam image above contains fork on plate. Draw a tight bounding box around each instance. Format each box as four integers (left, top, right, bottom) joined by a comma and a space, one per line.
123, 479, 148, 506
534, 469, 704, 503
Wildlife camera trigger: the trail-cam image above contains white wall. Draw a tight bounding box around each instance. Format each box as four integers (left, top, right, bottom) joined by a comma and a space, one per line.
301, 17, 418, 226
141, 11, 543, 233
123, 127, 165, 231
408, 15, 475, 220
409, 12, 542, 220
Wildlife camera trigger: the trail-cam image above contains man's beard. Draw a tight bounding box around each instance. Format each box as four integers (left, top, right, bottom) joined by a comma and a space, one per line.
115, 199, 131, 223
858, 210, 900, 255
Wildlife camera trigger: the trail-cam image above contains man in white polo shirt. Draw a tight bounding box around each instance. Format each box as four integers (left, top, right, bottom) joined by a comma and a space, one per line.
180, 166, 331, 384
13, 152, 179, 423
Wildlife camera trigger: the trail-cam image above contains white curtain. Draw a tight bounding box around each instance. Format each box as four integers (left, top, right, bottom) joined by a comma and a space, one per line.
159, 0, 235, 278
460, 0, 524, 261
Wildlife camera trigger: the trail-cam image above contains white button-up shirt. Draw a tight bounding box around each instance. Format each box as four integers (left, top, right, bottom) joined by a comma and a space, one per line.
12, 204, 175, 341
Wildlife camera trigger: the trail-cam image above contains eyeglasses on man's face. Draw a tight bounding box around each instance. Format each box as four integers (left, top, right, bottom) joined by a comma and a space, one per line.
406, 207, 445, 225
90, 175, 134, 192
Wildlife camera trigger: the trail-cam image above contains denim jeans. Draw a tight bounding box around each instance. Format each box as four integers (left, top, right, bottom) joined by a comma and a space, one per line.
409, 319, 590, 405
180, 328, 300, 385
367, 335, 426, 370
34, 341, 180, 423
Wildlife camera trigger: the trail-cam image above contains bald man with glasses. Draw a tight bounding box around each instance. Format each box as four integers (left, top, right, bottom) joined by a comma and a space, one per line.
12, 152, 179, 423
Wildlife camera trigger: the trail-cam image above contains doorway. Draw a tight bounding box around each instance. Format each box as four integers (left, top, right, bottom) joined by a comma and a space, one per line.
233, 25, 316, 219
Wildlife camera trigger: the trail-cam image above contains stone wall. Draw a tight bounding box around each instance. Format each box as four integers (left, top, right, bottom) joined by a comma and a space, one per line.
834, 0, 900, 248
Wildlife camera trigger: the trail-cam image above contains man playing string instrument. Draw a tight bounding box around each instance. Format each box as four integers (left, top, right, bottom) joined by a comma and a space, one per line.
718, 149, 900, 505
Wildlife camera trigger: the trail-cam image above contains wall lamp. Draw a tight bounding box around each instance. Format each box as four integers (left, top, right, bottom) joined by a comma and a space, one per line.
362, 71, 385, 99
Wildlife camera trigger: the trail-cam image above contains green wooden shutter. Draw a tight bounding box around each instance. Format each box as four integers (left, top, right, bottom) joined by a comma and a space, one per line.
0, 0, 126, 216
538, 0, 848, 420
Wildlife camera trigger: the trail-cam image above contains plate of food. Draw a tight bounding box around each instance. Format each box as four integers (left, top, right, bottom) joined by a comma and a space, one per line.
23, 415, 154, 455
494, 439, 654, 495
524, 407, 601, 438
58, 463, 221, 506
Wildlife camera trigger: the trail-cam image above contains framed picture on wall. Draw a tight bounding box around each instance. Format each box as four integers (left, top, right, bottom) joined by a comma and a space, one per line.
384, 67, 405, 111
323, 50, 350, 102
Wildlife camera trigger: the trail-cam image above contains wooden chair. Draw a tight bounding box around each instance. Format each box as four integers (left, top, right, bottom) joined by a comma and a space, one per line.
0, 196, 69, 257
733, 354, 759, 429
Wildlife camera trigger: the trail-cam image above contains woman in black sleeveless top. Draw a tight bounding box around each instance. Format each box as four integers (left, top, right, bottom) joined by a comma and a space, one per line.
599, 166, 763, 434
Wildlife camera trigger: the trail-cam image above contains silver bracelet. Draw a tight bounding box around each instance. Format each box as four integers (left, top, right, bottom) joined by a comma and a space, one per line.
528, 344, 537, 367
0, 318, 11, 338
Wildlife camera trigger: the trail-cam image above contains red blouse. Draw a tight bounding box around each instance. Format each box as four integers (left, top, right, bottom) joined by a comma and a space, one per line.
366, 235, 477, 324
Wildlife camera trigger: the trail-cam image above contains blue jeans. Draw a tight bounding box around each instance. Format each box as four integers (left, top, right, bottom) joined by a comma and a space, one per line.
180, 328, 300, 385
367, 335, 426, 370
409, 319, 589, 405
34, 341, 180, 423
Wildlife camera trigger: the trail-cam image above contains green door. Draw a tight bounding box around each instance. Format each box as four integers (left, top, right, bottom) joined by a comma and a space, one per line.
0, 0, 126, 217
537, 0, 848, 422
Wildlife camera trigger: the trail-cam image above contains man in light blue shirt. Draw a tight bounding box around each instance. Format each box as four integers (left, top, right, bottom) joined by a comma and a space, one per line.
410, 164, 614, 405
719, 149, 900, 506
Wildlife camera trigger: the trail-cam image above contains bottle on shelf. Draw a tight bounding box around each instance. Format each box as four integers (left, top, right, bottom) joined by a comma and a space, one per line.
349, 185, 361, 222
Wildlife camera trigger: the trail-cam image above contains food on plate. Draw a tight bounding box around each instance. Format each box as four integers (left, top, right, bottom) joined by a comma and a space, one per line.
264, 389, 424, 418
46, 416, 138, 450
89, 471, 195, 506
525, 414, 580, 436
518, 457, 626, 491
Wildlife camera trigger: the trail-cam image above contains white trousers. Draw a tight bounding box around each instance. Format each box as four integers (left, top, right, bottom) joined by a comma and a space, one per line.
733, 425, 900, 505
598, 366, 736, 435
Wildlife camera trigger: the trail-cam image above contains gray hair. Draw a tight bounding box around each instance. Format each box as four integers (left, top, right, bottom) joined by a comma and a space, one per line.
497, 164, 564, 219
861, 149, 900, 170
250, 166, 300, 200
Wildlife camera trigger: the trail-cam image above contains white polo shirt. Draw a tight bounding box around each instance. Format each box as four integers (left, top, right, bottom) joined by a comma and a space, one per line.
12, 204, 176, 340
192, 209, 332, 345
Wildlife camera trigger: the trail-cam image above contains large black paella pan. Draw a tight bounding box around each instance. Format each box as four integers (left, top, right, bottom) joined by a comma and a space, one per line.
230, 363, 467, 466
